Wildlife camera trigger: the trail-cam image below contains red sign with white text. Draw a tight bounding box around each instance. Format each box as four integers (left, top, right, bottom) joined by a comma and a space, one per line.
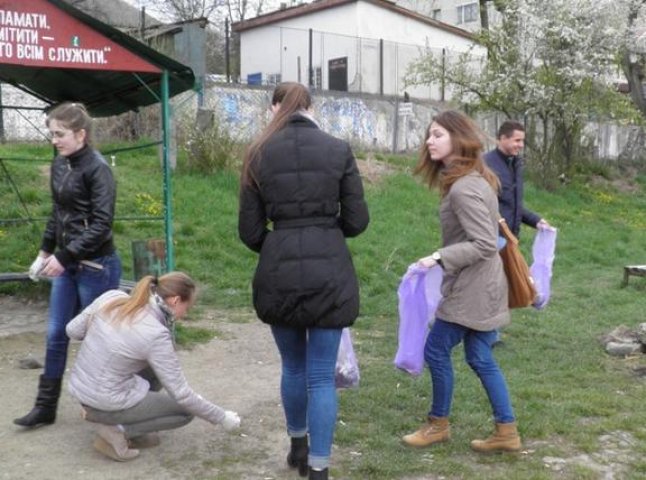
0, 0, 160, 72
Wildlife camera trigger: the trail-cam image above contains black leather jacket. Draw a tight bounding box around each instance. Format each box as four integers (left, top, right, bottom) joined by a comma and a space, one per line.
41, 145, 116, 267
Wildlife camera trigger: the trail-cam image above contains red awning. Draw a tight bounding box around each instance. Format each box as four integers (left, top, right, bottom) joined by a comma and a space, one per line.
0, 0, 195, 116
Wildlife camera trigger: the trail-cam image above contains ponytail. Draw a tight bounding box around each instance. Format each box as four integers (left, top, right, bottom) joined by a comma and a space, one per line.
102, 272, 196, 324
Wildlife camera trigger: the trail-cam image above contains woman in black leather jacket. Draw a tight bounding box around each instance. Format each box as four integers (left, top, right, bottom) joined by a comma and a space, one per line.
14, 102, 122, 428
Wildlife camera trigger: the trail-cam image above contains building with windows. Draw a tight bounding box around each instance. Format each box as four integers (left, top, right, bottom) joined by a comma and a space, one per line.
395, 0, 501, 31
232, 0, 485, 100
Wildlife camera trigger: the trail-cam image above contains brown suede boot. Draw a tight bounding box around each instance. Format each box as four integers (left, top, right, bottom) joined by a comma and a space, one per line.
470, 422, 522, 453
402, 416, 450, 447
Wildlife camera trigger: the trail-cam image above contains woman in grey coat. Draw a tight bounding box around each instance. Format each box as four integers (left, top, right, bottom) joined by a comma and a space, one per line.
66, 272, 240, 461
402, 111, 521, 454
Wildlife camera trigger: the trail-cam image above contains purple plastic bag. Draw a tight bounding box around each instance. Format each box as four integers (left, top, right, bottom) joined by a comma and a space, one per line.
530, 227, 557, 310
394, 264, 443, 376
335, 327, 360, 389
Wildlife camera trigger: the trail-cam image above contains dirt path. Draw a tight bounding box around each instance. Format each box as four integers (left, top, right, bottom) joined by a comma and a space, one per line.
0, 296, 297, 480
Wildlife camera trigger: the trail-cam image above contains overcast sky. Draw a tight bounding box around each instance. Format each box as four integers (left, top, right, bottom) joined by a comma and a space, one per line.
121, 0, 296, 22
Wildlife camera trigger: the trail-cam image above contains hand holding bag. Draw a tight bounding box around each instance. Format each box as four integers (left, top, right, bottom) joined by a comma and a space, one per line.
393, 264, 443, 376
335, 328, 360, 389
498, 218, 537, 309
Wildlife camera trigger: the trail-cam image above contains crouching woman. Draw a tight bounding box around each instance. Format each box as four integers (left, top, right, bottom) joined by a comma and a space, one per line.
66, 272, 240, 461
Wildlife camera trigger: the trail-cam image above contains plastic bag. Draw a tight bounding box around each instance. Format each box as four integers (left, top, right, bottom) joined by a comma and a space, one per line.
335, 328, 360, 389
530, 227, 557, 310
393, 264, 443, 376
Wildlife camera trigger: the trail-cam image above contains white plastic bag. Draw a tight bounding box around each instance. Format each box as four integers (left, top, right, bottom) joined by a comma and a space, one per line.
530, 227, 557, 310
335, 328, 359, 389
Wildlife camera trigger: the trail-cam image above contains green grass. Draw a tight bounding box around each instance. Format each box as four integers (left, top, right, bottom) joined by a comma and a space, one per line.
1, 143, 646, 478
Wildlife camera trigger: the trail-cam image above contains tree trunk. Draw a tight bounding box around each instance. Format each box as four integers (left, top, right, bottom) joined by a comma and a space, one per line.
621, 52, 646, 117
622, 0, 646, 117
479, 0, 489, 30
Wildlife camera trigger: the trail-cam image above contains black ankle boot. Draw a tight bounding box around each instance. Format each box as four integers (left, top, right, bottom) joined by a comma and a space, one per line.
309, 467, 328, 480
287, 436, 308, 477
14, 375, 62, 428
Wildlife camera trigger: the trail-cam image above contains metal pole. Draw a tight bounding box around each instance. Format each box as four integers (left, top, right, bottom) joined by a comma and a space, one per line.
161, 70, 174, 272
225, 18, 230, 83
308, 28, 313, 88
441, 48, 446, 102
0, 83, 5, 143
392, 97, 399, 153
379, 39, 384, 96
140, 7, 146, 40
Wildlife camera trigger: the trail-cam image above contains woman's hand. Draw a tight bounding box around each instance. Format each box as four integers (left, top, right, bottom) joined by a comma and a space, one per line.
417, 255, 438, 269
41, 255, 65, 277
537, 219, 553, 230
221, 410, 241, 431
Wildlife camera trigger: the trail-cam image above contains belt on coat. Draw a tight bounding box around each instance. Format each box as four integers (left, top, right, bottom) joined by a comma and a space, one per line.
273, 217, 338, 230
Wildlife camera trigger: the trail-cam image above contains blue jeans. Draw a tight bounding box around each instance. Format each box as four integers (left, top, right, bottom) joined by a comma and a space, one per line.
44, 253, 121, 379
424, 318, 515, 423
270, 325, 342, 471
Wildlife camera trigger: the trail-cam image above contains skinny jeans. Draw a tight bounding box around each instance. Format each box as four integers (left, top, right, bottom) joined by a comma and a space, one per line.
270, 325, 342, 471
44, 253, 121, 379
424, 318, 515, 423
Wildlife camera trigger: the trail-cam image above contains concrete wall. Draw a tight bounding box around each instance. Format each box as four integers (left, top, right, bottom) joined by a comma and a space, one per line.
202, 83, 438, 152
4, 82, 646, 167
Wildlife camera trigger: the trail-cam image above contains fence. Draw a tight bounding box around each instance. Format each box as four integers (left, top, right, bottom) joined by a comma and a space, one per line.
237, 25, 480, 101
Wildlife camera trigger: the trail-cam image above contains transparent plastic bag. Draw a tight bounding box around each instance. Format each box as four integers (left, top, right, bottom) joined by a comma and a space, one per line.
335, 328, 360, 389
530, 227, 557, 310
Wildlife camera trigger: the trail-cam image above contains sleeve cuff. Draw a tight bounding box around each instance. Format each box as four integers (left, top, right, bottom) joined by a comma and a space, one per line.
55, 250, 74, 268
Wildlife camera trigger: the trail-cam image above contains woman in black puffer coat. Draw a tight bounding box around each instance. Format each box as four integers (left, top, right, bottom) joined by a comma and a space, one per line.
239, 82, 369, 480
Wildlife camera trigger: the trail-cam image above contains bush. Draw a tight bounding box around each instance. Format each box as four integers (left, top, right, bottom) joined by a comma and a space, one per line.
177, 109, 243, 174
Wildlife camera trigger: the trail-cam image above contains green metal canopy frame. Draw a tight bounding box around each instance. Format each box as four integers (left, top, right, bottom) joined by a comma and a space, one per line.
0, 0, 197, 271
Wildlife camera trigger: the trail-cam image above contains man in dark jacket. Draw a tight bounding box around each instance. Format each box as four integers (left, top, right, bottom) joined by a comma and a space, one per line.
484, 121, 552, 346
484, 121, 550, 238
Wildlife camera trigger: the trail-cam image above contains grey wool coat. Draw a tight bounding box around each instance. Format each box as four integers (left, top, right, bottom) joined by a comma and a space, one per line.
239, 114, 369, 329
435, 172, 510, 331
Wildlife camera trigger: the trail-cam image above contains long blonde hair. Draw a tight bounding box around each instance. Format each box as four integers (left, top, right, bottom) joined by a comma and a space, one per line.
102, 271, 196, 323
415, 110, 499, 196
241, 82, 312, 186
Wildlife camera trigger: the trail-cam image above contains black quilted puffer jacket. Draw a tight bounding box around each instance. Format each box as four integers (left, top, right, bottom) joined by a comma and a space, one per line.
239, 114, 369, 329
41, 145, 116, 267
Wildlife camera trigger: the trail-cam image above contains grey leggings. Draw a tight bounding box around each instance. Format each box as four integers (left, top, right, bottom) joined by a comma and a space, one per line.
84, 369, 193, 438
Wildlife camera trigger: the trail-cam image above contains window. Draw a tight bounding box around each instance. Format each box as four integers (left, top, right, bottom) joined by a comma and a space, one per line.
456, 3, 478, 24
313, 67, 322, 90
432, 9, 441, 21
267, 73, 282, 85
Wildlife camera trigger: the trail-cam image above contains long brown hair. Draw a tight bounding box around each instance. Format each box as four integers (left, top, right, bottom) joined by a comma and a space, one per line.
102, 271, 196, 323
241, 82, 312, 186
46, 102, 94, 146
414, 110, 499, 196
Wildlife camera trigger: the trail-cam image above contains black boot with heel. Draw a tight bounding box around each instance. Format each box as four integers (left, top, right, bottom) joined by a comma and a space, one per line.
13, 375, 62, 428
287, 435, 308, 477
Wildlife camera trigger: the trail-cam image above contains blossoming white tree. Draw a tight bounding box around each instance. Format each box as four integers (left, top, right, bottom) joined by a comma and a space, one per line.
408, 0, 641, 184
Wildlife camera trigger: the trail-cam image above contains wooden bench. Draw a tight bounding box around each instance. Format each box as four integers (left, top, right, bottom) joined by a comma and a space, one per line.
0, 272, 136, 292
622, 265, 646, 286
